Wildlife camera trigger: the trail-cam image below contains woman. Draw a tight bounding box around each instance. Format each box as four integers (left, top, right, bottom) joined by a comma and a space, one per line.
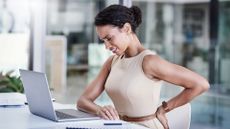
77, 4, 209, 129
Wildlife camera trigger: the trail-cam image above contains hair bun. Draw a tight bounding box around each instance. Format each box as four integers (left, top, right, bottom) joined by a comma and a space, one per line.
130, 6, 142, 27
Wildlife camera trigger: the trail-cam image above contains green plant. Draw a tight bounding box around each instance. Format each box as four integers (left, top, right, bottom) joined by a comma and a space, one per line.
0, 71, 24, 93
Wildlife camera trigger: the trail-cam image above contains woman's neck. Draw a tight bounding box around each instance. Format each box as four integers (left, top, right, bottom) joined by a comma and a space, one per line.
124, 34, 145, 58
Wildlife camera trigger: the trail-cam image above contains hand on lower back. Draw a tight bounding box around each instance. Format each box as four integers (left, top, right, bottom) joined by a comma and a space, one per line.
156, 106, 169, 129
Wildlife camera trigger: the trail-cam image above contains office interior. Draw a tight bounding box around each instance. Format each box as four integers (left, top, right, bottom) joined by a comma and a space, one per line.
0, 0, 229, 129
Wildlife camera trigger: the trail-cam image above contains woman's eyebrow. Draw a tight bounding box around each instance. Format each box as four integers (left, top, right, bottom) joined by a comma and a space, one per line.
102, 35, 110, 40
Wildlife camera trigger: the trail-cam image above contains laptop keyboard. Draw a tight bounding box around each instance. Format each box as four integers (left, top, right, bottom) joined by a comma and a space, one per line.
55, 111, 77, 119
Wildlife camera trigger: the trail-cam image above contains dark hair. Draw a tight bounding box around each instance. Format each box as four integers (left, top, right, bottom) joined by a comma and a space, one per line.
94, 4, 142, 33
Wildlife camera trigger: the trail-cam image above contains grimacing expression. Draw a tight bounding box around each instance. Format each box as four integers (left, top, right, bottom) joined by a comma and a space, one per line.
96, 25, 131, 56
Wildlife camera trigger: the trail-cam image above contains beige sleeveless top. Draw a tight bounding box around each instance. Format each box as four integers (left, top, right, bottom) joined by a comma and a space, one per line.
105, 50, 164, 129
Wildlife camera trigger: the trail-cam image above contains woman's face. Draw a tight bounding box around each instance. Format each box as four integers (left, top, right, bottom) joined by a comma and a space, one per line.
96, 25, 130, 56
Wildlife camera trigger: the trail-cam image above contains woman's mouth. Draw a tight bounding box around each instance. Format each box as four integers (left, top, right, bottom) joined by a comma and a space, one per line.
110, 48, 117, 53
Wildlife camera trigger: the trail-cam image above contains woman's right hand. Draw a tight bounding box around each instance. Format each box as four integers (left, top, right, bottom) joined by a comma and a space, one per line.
97, 105, 119, 120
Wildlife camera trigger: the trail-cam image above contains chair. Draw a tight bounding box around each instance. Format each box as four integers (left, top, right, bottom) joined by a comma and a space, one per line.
166, 103, 191, 129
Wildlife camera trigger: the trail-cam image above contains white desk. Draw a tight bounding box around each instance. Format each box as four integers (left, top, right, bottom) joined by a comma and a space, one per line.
0, 103, 148, 129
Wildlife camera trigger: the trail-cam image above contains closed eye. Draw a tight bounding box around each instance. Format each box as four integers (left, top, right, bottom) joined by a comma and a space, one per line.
107, 37, 112, 41
106, 36, 114, 42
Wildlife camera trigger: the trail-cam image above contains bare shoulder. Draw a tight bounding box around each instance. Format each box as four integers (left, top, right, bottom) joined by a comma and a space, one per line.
142, 54, 162, 69
142, 54, 162, 79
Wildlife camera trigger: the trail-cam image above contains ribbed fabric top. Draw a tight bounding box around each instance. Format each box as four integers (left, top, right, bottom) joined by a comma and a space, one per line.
105, 49, 162, 117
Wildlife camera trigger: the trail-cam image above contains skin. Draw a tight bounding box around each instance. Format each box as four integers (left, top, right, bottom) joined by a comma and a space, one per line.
77, 23, 210, 129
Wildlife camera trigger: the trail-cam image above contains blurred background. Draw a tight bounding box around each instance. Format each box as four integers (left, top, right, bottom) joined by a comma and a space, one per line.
0, 0, 229, 128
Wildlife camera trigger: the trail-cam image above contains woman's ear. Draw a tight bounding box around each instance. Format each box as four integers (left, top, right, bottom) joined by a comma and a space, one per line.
121, 23, 132, 34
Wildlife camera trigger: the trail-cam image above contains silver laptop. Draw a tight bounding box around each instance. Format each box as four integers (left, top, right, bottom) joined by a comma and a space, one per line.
19, 69, 100, 122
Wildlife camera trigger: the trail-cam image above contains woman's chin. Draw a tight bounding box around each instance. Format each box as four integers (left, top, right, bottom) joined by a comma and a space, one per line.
113, 53, 119, 56
112, 50, 123, 56
114, 52, 122, 56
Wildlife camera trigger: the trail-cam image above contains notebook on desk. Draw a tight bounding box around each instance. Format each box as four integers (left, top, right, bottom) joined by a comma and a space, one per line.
19, 69, 100, 122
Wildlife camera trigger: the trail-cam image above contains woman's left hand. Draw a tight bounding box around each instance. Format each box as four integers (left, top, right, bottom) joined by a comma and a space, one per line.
156, 106, 169, 129
97, 105, 119, 120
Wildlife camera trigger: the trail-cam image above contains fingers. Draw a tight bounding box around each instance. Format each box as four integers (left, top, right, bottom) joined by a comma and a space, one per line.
156, 108, 169, 129
158, 115, 168, 129
97, 107, 108, 120
104, 105, 119, 120
161, 116, 169, 129
97, 105, 119, 120
102, 107, 114, 120
157, 114, 169, 129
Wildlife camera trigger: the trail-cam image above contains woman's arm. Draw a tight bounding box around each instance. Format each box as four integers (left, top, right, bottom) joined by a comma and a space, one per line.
77, 55, 119, 120
143, 55, 209, 110
143, 55, 210, 128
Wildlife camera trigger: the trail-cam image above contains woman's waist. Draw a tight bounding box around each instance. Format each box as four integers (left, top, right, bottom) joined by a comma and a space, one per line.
116, 105, 158, 117
119, 111, 157, 122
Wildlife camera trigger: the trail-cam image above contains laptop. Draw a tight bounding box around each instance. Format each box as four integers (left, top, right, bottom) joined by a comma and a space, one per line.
19, 69, 100, 122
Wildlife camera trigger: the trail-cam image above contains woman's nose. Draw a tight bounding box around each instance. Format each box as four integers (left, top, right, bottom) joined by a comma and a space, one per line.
104, 41, 111, 50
